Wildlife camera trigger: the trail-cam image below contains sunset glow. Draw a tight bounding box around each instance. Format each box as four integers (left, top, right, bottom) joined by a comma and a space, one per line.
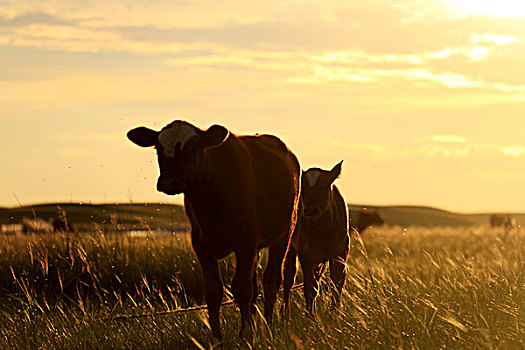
442, 0, 525, 18
2, 0, 525, 212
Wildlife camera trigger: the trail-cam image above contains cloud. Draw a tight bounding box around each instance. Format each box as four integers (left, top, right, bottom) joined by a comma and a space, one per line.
295, 131, 525, 163
502, 146, 525, 157
0, 11, 76, 27
0, 1, 520, 54
162, 35, 524, 93
471, 33, 516, 45
1, 2, 524, 96
290, 134, 474, 163
437, 0, 525, 18
289, 66, 525, 92
165, 50, 309, 71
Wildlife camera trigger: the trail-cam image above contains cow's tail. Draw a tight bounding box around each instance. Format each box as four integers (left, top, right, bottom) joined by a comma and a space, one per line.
281, 153, 301, 278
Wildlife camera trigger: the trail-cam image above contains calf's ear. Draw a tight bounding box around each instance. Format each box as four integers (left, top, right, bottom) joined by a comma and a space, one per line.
127, 127, 159, 147
328, 160, 343, 183
201, 124, 229, 148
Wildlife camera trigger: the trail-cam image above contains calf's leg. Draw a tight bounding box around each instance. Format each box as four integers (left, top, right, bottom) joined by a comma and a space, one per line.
299, 254, 319, 315
329, 248, 348, 308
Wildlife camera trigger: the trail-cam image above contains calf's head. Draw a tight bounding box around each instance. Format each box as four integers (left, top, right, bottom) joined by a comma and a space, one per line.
301, 161, 343, 218
127, 120, 229, 195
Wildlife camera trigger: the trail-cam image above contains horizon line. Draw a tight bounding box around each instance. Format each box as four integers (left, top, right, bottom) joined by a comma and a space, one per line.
1, 200, 523, 216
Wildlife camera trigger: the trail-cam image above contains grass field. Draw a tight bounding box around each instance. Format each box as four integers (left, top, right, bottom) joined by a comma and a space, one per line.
0, 225, 523, 349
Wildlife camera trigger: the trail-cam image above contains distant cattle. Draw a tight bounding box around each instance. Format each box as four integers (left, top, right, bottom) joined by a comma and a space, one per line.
282, 161, 349, 314
127, 120, 300, 341
1, 224, 23, 235
51, 218, 74, 233
490, 214, 515, 229
51, 206, 75, 232
21, 217, 52, 233
350, 209, 385, 233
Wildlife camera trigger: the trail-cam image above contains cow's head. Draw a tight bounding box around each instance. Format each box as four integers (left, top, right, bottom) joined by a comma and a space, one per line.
127, 120, 229, 195
301, 161, 343, 218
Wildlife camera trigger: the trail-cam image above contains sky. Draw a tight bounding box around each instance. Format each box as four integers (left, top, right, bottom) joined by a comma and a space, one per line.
1, 0, 525, 213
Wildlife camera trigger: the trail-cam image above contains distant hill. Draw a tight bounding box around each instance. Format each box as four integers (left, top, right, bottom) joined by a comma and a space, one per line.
1, 202, 523, 229
349, 204, 525, 227
0, 203, 188, 230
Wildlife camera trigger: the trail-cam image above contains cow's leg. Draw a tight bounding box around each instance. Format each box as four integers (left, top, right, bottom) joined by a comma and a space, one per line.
262, 237, 288, 323
329, 251, 348, 308
299, 254, 319, 315
232, 248, 257, 338
192, 237, 224, 341
251, 254, 260, 314
282, 244, 298, 312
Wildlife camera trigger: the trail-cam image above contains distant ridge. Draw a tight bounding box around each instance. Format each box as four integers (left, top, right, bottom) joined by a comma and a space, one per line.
0, 202, 523, 228
349, 204, 525, 227
0, 203, 187, 229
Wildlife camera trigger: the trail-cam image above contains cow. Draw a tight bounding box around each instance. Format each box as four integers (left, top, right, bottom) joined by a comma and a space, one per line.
51, 206, 75, 233
350, 208, 385, 233
490, 214, 515, 229
127, 120, 300, 341
282, 161, 349, 314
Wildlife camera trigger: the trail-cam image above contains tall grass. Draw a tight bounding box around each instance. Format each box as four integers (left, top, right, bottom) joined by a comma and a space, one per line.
0, 226, 523, 349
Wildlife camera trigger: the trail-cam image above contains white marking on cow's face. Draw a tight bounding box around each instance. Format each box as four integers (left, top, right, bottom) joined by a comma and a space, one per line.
305, 170, 322, 186
158, 122, 198, 157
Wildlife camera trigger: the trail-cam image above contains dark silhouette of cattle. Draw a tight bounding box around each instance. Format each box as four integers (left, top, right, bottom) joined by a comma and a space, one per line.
21, 217, 52, 234
51, 206, 74, 233
350, 209, 385, 233
490, 214, 515, 229
127, 120, 300, 341
51, 218, 74, 232
282, 161, 349, 314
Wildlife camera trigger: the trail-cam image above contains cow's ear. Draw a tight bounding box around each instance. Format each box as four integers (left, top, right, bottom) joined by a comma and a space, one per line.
201, 124, 229, 148
127, 127, 159, 147
327, 160, 343, 183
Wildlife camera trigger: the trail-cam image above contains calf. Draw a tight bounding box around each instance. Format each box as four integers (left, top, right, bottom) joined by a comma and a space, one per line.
127, 120, 300, 340
282, 161, 349, 313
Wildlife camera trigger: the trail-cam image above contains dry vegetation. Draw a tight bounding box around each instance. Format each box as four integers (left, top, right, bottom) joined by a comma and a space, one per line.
0, 226, 523, 349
